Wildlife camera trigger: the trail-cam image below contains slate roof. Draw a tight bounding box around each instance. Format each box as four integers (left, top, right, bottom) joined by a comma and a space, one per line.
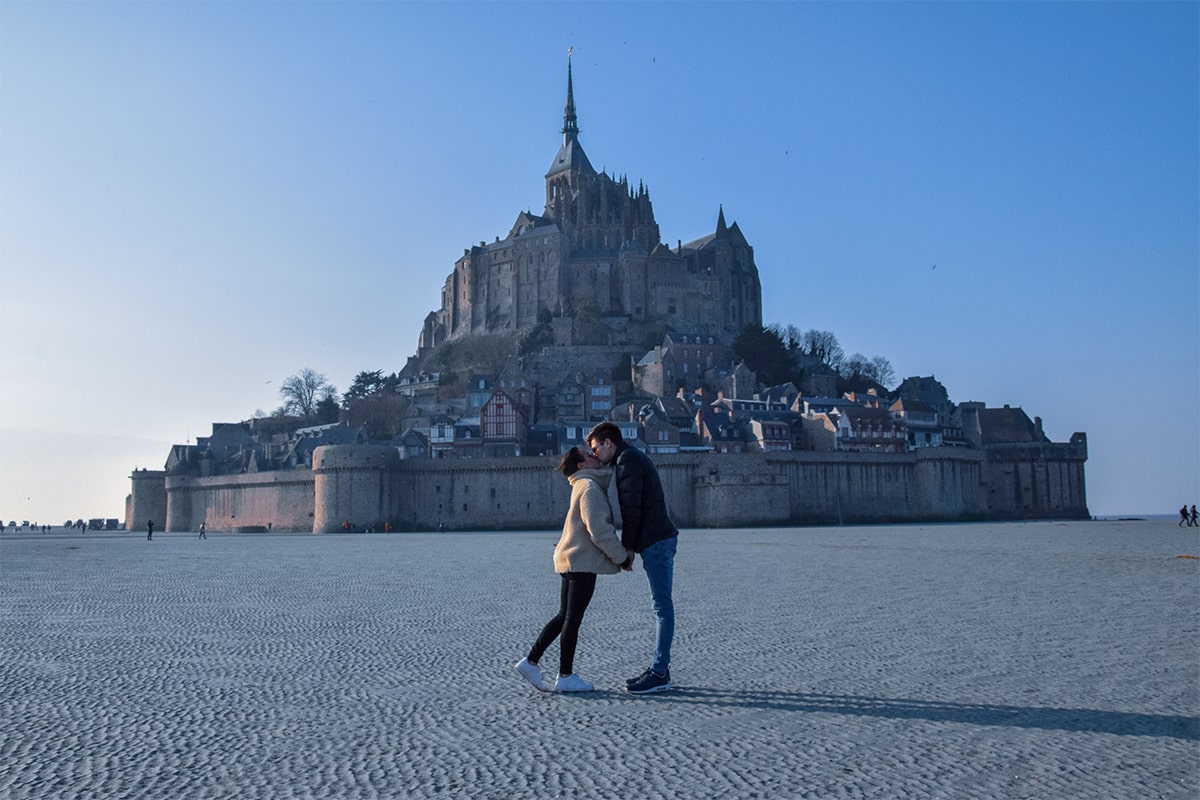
546, 137, 595, 178
890, 398, 936, 414
637, 349, 662, 367
657, 396, 698, 424
978, 407, 1047, 444
398, 429, 428, 448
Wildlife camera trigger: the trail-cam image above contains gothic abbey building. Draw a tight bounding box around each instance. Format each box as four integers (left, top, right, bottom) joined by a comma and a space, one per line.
418, 59, 762, 356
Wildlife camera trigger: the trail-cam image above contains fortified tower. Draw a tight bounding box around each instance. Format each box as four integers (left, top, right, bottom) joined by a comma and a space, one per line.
125, 468, 167, 533
312, 445, 402, 533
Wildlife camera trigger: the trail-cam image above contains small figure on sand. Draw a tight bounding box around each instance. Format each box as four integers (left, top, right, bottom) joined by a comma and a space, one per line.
146, 519, 154, 540
198, 521, 206, 539
1191, 505, 1198, 527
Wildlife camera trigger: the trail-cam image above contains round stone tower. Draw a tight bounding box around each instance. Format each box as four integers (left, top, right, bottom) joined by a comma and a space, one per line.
312, 445, 402, 533
125, 469, 167, 534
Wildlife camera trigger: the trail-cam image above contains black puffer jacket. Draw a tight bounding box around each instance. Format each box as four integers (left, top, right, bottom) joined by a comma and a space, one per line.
613, 443, 679, 553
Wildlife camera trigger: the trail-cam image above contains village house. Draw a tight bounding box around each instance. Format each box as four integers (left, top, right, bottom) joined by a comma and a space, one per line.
429, 414, 455, 459
480, 389, 528, 457
835, 406, 908, 453
890, 398, 942, 448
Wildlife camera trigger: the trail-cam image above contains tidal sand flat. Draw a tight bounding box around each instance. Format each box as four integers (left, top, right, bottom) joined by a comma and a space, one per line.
1, 521, 1197, 799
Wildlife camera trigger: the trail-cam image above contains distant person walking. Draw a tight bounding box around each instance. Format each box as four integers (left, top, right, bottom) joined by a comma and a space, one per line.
1191, 506, 1198, 527
588, 421, 679, 695
515, 447, 629, 693
146, 519, 154, 541
198, 521, 206, 539
1180, 506, 1190, 527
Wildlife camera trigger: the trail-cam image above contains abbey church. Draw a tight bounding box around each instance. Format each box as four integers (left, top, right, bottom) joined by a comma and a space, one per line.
418, 58, 763, 356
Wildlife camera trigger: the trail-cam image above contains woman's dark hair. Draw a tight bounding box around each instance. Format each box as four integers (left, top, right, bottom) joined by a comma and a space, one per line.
559, 446, 587, 477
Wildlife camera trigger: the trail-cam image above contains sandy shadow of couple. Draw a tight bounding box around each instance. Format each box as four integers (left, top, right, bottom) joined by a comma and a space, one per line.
614, 687, 1199, 740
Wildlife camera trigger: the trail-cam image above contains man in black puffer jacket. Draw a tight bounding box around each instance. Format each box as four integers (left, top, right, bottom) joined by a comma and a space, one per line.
588, 421, 679, 694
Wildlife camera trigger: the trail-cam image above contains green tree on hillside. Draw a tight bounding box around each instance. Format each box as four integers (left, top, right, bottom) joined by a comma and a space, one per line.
733, 325, 795, 387
573, 300, 607, 345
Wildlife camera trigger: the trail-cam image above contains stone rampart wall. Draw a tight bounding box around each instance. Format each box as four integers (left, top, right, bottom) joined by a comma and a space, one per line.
982, 442, 1088, 520
164, 471, 316, 532
153, 445, 1085, 533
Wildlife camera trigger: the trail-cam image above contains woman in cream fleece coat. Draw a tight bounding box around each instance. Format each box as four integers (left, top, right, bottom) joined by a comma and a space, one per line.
515, 447, 631, 692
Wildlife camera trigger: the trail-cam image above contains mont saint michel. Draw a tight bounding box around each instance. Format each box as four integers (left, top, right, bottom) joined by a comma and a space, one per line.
126, 60, 1088, 534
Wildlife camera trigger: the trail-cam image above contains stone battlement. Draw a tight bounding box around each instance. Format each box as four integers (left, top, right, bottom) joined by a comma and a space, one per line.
133, 445, 1087, 533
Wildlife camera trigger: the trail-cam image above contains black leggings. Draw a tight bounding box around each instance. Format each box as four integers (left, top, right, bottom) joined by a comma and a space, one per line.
528, 572, 597, 677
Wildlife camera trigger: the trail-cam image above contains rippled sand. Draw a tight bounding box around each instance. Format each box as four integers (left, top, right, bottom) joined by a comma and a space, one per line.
2, 520, 1197, 799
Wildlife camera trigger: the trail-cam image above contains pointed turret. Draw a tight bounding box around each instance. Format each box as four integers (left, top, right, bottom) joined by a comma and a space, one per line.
546, 52, 595, 181
562, 55, 579, 144
716, 205, 728, 237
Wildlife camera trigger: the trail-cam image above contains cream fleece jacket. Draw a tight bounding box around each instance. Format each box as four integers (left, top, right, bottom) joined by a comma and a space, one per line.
553, 467, 629, 574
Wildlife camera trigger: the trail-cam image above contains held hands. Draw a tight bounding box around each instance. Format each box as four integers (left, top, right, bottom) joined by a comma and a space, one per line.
620, 554, 635, 571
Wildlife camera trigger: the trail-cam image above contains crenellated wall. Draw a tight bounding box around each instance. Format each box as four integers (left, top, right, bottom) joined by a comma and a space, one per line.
148, 444, 1085, 533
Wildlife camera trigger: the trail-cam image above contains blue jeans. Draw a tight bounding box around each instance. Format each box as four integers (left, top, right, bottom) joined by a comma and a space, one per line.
640, 536, 677, 674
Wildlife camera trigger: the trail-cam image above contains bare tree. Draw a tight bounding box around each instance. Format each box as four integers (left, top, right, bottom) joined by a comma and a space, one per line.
279, 368, 338, 417
841, 353, 871, 379
779, 324, 803, 353
840, 353, 896, 388
870, 355, 896, 389
801, 329, 845, 369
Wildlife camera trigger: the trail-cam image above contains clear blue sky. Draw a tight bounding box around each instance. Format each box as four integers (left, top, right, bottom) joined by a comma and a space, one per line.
1, 1, 1196, 523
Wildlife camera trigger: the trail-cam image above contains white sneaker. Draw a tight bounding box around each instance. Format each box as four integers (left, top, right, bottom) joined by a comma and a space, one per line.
554, 673, 595, 692
515, 658, 547, 691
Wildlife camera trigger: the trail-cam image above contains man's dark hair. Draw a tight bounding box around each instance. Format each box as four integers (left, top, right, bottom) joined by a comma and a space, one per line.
586, 421, 623, 447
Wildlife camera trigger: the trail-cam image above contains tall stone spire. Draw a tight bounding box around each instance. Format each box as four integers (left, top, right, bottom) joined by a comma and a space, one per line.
562, 50, 579, 144
546, 49, 595, 183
